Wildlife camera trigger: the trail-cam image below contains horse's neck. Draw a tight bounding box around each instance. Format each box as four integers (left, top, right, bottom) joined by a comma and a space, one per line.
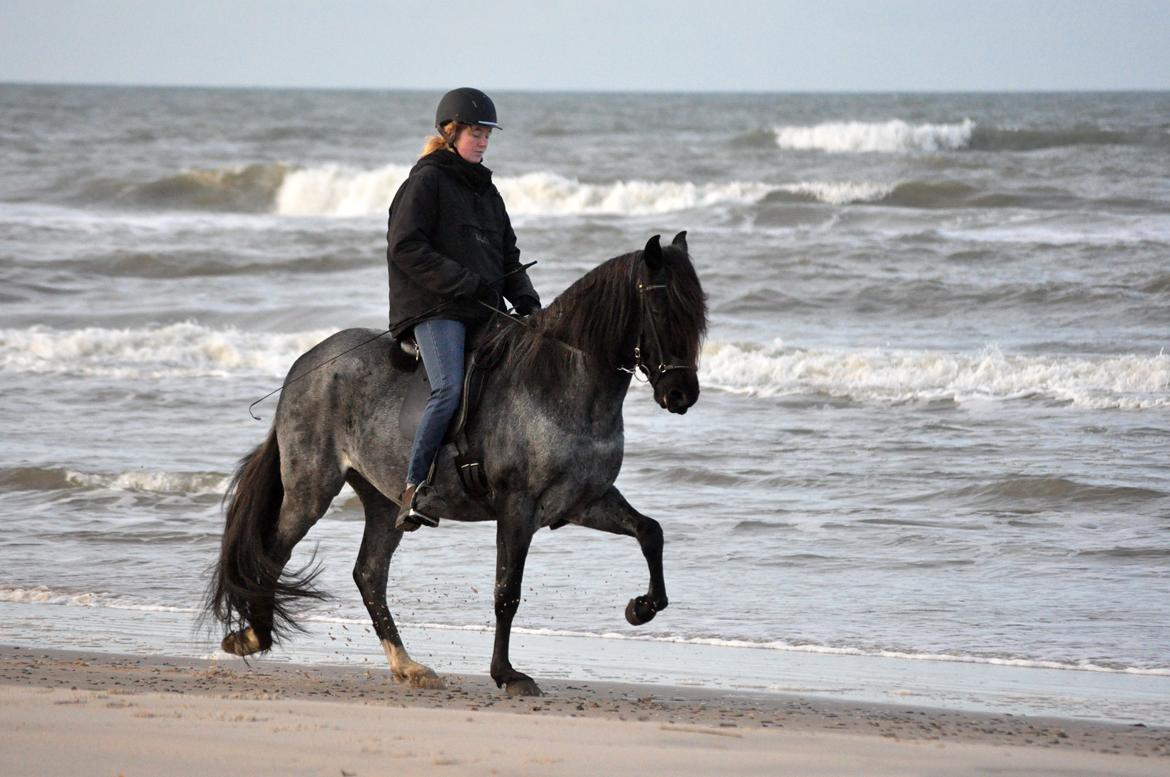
548, 257, 641, 372
524, 297, 635, 418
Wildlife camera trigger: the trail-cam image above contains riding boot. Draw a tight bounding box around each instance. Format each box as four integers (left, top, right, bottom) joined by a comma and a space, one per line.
395, 483, 440, 531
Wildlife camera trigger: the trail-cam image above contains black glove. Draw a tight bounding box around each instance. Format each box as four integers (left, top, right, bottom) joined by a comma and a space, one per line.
513, 296, 541, 317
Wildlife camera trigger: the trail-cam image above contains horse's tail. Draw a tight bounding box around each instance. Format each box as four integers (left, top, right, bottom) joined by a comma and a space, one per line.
206, 429, 322, 647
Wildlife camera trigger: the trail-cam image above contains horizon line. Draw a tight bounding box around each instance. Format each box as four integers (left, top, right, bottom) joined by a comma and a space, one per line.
3, 79, 1168, 96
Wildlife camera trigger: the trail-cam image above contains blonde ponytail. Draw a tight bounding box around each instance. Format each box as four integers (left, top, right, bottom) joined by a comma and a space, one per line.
420, 121, 461, 157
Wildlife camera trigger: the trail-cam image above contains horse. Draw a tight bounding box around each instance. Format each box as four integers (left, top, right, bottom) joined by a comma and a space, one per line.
206, 232, 707, 697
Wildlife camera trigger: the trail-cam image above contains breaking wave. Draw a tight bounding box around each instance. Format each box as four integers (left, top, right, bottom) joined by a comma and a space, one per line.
0, 322, 331, 379
82, 163, 289, 211
0, 586, 194, 613
80, 159, 1146, 217
6, 325, 1168, 410
773, 118, 1170, 154
0, 465, 229, 495
275, 163, 412, 216
78, 162, 897, 217
774, 119, 976, 153
277, 168, 778, 217
277, 168, 910, 215
700, 341, 1170, 410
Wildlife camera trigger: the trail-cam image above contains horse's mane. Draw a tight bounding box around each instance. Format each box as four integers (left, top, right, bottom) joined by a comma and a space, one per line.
476, 243, 707, 392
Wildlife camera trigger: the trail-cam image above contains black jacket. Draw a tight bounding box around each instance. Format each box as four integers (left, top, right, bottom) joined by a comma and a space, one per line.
386, 150, 539, 337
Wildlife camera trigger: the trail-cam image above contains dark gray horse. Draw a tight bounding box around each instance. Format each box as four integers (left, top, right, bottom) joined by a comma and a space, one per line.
207, 232, 707, 696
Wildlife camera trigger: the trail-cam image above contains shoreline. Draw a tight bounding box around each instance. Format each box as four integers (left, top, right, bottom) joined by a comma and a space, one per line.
2, 645, 1167, 775
3, 599, 1167, 726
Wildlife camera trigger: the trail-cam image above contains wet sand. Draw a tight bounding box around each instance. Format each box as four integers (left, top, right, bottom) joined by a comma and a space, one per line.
2, 645, 1167, 776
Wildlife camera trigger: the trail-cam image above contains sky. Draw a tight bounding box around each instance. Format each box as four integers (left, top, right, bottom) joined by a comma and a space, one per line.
2, 0, 1168, 92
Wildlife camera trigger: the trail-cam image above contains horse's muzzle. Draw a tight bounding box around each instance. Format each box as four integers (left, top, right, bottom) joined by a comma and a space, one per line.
657, 372, 699, 414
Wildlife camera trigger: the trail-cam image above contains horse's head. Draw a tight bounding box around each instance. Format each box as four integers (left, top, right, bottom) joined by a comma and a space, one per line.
635, 232, 708, 414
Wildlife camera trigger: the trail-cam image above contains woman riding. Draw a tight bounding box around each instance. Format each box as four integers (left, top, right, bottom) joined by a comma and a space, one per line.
386, 87, 540, 531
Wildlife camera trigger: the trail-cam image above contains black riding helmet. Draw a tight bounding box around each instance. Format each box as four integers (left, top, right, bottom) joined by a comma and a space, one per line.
435, 87, 501, 131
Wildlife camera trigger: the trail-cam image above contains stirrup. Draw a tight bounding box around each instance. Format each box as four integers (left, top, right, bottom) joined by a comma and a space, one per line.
395, 485, 440, 530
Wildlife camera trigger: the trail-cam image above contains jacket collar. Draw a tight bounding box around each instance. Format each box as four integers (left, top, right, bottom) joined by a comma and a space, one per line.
419, 149, 493, 193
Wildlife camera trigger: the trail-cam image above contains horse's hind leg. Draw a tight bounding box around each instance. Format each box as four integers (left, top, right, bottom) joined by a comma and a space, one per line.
222, 468, 342, 656
348, 473, 444, 689
566, 486, 668, 625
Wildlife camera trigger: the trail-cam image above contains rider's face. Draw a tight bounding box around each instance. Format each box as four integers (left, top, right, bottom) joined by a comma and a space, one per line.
453, 125, 492, 164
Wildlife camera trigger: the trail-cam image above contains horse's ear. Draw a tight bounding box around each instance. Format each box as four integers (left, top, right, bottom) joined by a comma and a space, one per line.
643, 234, 663, 272
672, 231, 688, 253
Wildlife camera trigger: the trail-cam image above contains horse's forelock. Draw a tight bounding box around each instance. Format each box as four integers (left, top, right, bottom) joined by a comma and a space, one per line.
661, 246, 708, 367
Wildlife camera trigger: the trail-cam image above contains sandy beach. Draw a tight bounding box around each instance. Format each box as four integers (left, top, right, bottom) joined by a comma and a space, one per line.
1, 646, 1166, 776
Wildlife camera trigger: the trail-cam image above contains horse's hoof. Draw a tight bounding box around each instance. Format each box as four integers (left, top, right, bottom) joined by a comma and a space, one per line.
625, 596, 658, 626
505, 678, 543, 697
395, 665, 446, 690
221, 627, 267, 656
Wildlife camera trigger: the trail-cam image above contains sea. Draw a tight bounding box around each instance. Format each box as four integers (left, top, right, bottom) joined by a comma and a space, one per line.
1, 85, 1168, 725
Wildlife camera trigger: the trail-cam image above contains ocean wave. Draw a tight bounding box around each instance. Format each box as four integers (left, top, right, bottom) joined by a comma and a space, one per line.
699, 341, 1170, 410
969, 124, 1170, 152
0, 465, 228, 495
69, 160, 917, 217
59, 250, 373, 280
946, 477, 1166, 506
69, 469, 230, 495
774, 119, 976, 153
0, 322, 331, 379
82, 163, 289, 212
767, 180, 895, 205
279, 167, 904, 216
772, 119, 1169, 154
275, 163, 412, 216
0, 585, 194, 614
277, 167, 778, 217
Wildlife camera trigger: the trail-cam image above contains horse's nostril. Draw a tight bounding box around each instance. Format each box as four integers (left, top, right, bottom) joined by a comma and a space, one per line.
668, 389, 686, 405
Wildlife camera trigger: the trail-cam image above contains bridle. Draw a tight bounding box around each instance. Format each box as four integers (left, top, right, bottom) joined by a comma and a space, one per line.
620, 271, 696, 384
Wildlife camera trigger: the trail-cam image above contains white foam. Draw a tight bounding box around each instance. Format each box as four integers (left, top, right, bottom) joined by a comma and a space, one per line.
498, 172, 774, 216
272, 165, 776, 217
0, 322, 332, 379
778, 180, 894, 204
65, 470, 230, 495
774, 119, 975, 153
0, 586, 193, 614
275, 163, 411, 217
700, 341, 1170, 410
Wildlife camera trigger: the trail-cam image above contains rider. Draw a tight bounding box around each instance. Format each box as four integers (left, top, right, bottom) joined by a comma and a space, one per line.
386, 87, 540, 531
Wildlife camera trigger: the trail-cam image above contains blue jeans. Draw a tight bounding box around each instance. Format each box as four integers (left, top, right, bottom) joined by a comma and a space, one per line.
406, 318, 466, 485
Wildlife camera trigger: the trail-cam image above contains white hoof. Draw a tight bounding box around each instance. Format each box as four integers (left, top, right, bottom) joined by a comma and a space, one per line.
221, 627, 265, 656
383, 640, 445, 689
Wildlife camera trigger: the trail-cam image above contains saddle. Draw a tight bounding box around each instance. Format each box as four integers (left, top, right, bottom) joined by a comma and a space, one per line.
395, 338, 495, 499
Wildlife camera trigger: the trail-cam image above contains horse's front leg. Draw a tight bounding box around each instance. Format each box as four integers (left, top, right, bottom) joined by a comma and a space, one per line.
490, 505, 541, 696
567, 486, 668, 625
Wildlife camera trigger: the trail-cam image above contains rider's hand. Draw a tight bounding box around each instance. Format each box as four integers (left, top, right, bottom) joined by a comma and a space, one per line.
513, 296, 541, 317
